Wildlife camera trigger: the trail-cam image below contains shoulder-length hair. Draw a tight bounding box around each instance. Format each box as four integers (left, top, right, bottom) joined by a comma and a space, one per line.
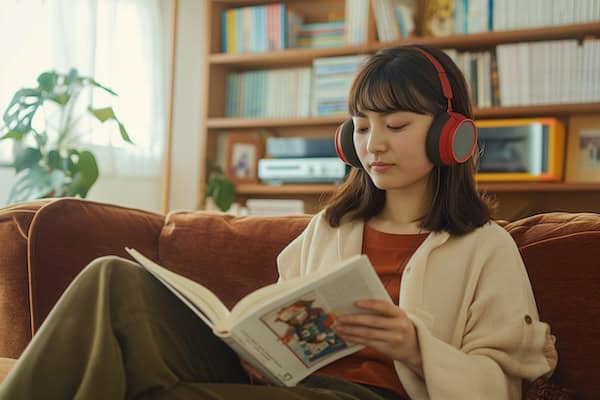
324, 45, 494, 236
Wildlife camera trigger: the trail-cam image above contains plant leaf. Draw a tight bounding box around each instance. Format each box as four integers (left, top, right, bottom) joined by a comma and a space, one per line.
50, 93, 70, 105
65, 68, 79, 85
0, 130, 25, 141
88, 106, 115, 122
2, 88, 42, 133
37, 71, 58, 92
47, 150, 66, 171
13, 147, 42, 173
118, 122, 133, 143
211, 174, 236, 212
66, 150, 98, 198
87, 78, 117, 96
66, 149, 80, 175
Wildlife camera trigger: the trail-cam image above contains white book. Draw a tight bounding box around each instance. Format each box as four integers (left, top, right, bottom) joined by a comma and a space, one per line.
575, 41, 585, 102
125, 249, 392, 387
595, 40, 600, 102
517, 43, 530, 105
583, 40, 594, 102
496, 45, 510, 106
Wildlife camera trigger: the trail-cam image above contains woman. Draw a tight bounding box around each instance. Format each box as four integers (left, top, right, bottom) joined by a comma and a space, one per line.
0, 45, 557, 400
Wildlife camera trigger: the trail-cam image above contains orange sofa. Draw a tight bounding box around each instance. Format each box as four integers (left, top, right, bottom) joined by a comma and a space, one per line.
0, 198, 599, 399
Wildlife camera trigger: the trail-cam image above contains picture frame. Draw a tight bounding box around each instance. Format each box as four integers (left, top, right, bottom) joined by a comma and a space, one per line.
565, 115, 600, 183
475, 118, 565, 182
225, 132, 265, 184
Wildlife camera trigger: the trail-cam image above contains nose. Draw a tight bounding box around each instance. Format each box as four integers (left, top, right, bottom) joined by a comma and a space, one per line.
366, 127, 387, 154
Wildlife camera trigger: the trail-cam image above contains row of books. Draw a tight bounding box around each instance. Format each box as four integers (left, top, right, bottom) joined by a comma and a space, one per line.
496, 39, 600, 106
220, 3, 302, 53
312, 55, 369, 116
297, 21, 345, 49
448, 38, 600, 108
491, 0, 600, 33
219, 1, 600, 54
225, 68, 312, 118
372, 0, 415, 42
224, 55, 367, 118
223, 38, 599, 118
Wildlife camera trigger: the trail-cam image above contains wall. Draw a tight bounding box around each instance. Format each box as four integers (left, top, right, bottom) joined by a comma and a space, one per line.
165, 0, 205, 212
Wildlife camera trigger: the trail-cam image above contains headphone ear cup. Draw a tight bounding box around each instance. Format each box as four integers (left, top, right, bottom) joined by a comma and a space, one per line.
335, 119, 363, 168
426, 112, 477, 166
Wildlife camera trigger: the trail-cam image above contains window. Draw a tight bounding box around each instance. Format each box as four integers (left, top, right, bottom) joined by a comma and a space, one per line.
0, 0, 172, 177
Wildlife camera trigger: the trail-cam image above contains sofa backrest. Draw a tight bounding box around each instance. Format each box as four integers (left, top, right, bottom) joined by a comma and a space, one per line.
159, 211, 310, 308
160, 211, 600, 399
504, 213, 600, 399
0, 199, 164, 359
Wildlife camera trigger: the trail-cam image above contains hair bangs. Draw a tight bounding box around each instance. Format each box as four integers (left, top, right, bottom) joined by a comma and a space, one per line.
349, 58, 435, 116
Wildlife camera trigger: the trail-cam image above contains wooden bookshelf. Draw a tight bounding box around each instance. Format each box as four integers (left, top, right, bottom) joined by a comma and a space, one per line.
236, 182, 600, 195
207, 103, 600, 129
209, 23, 600, 67
198, 0, 600, 216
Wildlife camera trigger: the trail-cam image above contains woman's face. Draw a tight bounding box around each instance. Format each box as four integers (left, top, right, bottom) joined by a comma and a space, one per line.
352, 110, 435, 191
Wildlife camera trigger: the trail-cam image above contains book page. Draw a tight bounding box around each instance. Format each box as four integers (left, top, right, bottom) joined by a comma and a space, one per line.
126, 248, 229, 329
224, 255, 392, 386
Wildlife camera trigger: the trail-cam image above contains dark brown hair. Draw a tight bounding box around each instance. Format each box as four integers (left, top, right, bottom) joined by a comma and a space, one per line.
324, 45, 494, 236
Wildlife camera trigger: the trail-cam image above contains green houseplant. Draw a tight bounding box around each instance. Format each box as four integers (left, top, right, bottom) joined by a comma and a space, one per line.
205, 160, 236, 212
0, 68, 132, 204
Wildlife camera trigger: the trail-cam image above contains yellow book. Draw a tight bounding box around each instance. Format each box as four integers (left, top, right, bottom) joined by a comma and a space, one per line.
226, 9, 237, 54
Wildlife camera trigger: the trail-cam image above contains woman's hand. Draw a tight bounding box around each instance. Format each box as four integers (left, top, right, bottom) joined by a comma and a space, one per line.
335, 299, 423, 373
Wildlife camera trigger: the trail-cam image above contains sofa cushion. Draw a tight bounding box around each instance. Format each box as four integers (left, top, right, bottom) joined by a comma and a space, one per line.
158, 211, 310, 309
505, 213, 600, 399
26, 199, 164, 334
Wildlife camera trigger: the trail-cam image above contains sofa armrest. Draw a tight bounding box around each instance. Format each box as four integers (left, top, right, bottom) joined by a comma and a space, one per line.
0, 198, 164, 358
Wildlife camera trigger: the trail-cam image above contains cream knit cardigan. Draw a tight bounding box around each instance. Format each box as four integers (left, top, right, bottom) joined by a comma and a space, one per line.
276, 211, 557, 400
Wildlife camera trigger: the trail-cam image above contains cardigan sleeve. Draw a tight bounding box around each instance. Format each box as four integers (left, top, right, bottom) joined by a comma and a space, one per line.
396, 227, 557, 400
276, 212, 321, 282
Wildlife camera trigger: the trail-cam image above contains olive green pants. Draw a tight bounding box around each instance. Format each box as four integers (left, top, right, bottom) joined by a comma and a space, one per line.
0, 256, 400, 400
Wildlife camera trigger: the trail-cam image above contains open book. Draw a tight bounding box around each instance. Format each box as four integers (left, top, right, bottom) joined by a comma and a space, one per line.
125, 248, 392, 387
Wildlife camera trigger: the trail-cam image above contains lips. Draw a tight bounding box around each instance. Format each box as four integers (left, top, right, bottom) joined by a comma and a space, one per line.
369, 162, 395, 173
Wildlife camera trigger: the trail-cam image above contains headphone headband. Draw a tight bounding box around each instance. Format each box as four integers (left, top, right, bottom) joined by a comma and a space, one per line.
414, 47, 453, 112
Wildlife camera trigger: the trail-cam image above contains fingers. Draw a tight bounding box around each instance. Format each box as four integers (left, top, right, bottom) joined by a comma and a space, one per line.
335, 323, 406, 343
352, 299, 407, 317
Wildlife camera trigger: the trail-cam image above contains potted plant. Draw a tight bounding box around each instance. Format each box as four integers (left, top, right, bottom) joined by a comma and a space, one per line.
0, 68, 132, 204
205, 160, 236, 212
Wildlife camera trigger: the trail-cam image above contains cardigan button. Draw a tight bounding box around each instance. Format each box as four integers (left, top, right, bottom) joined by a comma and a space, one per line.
524, 315, 533, 324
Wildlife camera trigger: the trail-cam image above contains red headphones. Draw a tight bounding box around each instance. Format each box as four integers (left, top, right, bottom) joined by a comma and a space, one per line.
334, 47, 477, 168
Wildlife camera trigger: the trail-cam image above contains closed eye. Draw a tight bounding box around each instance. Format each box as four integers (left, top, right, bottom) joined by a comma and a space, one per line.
355, 127, 369, 134
388, 124, 409, 131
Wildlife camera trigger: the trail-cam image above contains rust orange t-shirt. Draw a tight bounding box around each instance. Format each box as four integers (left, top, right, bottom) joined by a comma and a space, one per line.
314, 223, 429, 398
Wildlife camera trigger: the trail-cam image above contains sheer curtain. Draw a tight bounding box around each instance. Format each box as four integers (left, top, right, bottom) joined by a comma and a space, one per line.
0, 0, 170, 177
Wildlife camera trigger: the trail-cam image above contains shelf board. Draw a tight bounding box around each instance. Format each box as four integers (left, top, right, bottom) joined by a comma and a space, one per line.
207, 103, 600, 129
376, 22, 600, 51
236, 183, 337, 195
207, 115, 346, 129
473, 102, 600, 118
478, 183, 600, 192
209, 23, 600, 67
209, 44, 372, 68
236, 182, 600, 195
